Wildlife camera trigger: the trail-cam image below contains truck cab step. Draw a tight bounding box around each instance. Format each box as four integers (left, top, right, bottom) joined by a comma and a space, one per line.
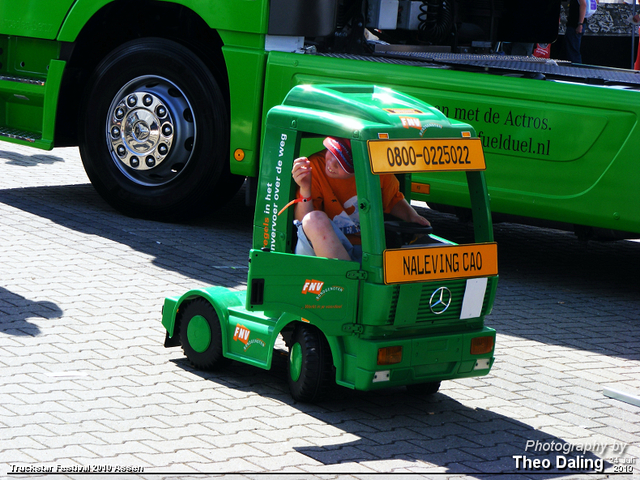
0, 126, 41, 143
0, 74, 46, 86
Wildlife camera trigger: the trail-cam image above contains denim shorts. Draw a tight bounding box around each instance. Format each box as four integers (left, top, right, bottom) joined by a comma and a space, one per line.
294, 220, 362, 262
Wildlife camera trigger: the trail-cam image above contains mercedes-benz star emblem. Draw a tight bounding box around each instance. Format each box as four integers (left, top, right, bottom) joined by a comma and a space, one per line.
429, 287, 452, 315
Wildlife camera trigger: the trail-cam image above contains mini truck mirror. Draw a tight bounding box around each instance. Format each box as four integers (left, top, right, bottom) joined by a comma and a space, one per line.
163, 84, 499, 403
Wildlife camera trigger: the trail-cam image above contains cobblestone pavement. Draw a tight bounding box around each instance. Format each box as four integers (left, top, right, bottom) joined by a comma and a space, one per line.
0, 144, 638, 480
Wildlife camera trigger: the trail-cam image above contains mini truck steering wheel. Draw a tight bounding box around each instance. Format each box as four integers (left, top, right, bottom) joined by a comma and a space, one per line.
384, 220, 434, 248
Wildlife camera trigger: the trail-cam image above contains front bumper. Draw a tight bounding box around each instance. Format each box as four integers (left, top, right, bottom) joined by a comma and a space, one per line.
338, 327, 496, 391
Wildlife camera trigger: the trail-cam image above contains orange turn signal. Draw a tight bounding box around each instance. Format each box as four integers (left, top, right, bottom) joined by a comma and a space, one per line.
377, 346, 403, 365
470, 336, 494, 355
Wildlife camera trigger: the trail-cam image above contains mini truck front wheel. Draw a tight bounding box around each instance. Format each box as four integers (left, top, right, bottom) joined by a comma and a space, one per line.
179, 298, 228, 370
287, 324, 334, 402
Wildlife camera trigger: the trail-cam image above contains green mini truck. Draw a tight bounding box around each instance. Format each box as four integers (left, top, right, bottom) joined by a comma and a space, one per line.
162, 85, 498, 402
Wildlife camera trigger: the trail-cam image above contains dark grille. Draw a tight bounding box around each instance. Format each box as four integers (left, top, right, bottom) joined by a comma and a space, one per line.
416, 282, 468, 323
387, 279, 493, 325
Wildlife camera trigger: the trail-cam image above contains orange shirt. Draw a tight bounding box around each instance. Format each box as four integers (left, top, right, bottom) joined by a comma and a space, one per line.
307, 150, 404, 245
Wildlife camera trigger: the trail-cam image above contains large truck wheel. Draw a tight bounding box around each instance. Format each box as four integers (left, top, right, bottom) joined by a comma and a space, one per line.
287, 324, 334, 402
79, 38, 243, 220
179, 298, 229, 370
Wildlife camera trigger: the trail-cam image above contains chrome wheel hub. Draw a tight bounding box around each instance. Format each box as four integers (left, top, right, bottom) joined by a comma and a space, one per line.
106, 76, 195, 187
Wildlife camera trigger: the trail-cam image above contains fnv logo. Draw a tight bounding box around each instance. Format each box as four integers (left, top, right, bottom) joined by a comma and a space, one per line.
302, 279, 324, 294
400, 116, 421, 130
233, 324, 250, 344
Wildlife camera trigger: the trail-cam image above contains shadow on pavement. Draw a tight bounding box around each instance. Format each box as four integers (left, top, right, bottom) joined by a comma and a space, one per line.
1, 182, 639, 359
172, 355, 609, 477
0, 149, 66, 166
0, 182, 254, 289
419, 208, 640, 362
0, 287, 63, 336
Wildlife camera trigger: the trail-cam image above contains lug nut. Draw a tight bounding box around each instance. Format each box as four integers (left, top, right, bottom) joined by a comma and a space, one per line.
145, 156, 156, 167
111, 126, 121, 138
130, 156, 140, 168
116, 145, 126, 157
158, 143, 168, 155
156, 105, 167, 118
115, 107, 125, 120
162, 124, 173, 137
127, 95, 137, 107
143, 94, 153, 106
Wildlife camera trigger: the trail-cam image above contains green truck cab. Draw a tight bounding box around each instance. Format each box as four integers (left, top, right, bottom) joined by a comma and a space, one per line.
162, 85, 498, 402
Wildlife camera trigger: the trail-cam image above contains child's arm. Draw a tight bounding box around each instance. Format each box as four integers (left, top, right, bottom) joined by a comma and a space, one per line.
292, 157, 314, 221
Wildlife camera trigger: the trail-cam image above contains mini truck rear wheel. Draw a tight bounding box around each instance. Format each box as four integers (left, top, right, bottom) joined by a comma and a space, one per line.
287, 324, 334, 402
179, 298, 228, 370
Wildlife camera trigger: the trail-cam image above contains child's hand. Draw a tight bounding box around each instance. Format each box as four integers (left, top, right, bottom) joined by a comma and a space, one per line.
411, 214, 431, 226
292, 157, 312, 192
389, 199, 431, 226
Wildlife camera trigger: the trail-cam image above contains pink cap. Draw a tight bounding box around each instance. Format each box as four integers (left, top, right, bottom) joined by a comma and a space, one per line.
323, 137, 353, 174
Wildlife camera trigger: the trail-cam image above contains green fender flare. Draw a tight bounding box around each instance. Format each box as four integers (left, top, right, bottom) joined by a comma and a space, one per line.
270, 315, 345, 384
162, 286, 245, 354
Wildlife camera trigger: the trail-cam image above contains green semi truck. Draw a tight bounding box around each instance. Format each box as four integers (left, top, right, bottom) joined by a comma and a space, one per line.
162, 85, 498, 401
1, 0, 639, 238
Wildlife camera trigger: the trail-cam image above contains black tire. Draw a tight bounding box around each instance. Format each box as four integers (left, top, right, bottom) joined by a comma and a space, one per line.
79, 38, 244, 221
179, 298, 229, 370
406, 381, 441, 395
287, 324, 334, 402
